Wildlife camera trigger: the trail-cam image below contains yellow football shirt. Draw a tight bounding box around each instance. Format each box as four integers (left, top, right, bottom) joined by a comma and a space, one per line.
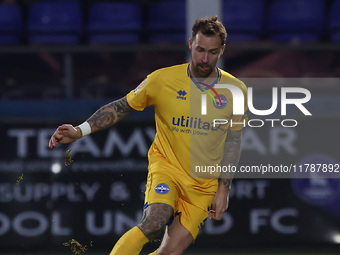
126, 63, 247, 183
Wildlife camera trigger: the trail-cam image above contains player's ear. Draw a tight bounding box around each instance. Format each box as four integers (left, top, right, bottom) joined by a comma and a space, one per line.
219, 44, 226, 56
189, 38, 193, 50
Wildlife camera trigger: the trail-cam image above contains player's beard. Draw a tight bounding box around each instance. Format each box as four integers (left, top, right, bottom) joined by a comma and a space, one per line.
192, 62, 213, 78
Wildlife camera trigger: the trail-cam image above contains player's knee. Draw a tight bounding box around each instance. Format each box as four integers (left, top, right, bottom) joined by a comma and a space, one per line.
138, 213, 168, 241
138, 219, 166, 241
137, 203, 173, 241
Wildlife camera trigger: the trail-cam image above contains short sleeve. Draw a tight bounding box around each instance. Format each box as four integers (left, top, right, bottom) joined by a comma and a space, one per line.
126, 70, 160, 111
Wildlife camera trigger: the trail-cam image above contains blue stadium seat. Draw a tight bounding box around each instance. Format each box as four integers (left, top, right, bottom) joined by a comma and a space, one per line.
0, 4, 22, 45
268, 0, 326, 42
223, 0, 265, 41
147, 1, 186, 43
329, 0, 340, 42
87, 2, 142, 44
28, 1, 83, 44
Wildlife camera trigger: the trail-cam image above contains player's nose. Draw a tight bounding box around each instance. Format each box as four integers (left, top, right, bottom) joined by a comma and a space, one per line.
201, 52, 209, 63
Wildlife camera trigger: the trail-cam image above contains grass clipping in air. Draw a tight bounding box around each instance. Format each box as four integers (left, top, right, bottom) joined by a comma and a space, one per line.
64, 149, 73, 166
63, 238, 88, 255
16, 174, 24, 185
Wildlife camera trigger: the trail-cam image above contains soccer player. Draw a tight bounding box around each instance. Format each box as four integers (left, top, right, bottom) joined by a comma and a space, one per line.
49, 16, 247, 255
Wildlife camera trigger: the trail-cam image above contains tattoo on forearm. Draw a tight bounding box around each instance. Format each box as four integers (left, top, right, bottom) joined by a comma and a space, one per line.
87, 96, 134, 131
220, 130, 242, 188
219, 178, 232, 190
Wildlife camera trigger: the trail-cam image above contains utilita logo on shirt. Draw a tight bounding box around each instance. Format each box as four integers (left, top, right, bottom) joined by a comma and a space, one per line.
172, 116, 221, 131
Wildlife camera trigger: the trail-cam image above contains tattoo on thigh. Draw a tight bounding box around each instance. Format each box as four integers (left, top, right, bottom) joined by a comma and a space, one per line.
138, 203, 173, 241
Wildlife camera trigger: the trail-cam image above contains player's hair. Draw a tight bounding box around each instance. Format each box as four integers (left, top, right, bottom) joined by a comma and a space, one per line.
192, 16, 227, 45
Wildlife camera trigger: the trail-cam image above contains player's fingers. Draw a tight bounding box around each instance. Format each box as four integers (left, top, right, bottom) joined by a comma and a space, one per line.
48, 138, 53, 149
50, 132, 62, 147
214, 211, 223, 221
210, 214, 222, 221
210, 208, 223, 221
209, 209, 216, 220
49, 124, 71, 149
53, 131, 64, 141
210, 209, 223, 221
49, 129, 63, 149
49, 135, 58, 149
209, 202, 216, 220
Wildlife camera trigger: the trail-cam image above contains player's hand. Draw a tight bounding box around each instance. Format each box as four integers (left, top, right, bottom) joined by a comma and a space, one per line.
210, 186, 230, 221
49, 124, 81, 149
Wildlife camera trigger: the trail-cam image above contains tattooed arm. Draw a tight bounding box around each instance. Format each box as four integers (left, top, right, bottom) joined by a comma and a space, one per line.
219, 129, 242, 189
49, 96, 134, 149
210, 129, 242, 221
86, 96, 134, 133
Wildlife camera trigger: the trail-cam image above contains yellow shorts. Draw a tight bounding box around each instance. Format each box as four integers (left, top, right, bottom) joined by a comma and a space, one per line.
144, 153, 218, 239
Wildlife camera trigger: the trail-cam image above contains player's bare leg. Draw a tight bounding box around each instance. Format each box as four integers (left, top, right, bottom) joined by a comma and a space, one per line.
109, 203, 173, 255
156, 214, 193, 255
138, 203, 173, 241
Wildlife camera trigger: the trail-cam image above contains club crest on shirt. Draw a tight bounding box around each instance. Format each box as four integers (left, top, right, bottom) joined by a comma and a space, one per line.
213, 94, 228, 109
134, 78, 147, 95
155, 183, 170, 194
